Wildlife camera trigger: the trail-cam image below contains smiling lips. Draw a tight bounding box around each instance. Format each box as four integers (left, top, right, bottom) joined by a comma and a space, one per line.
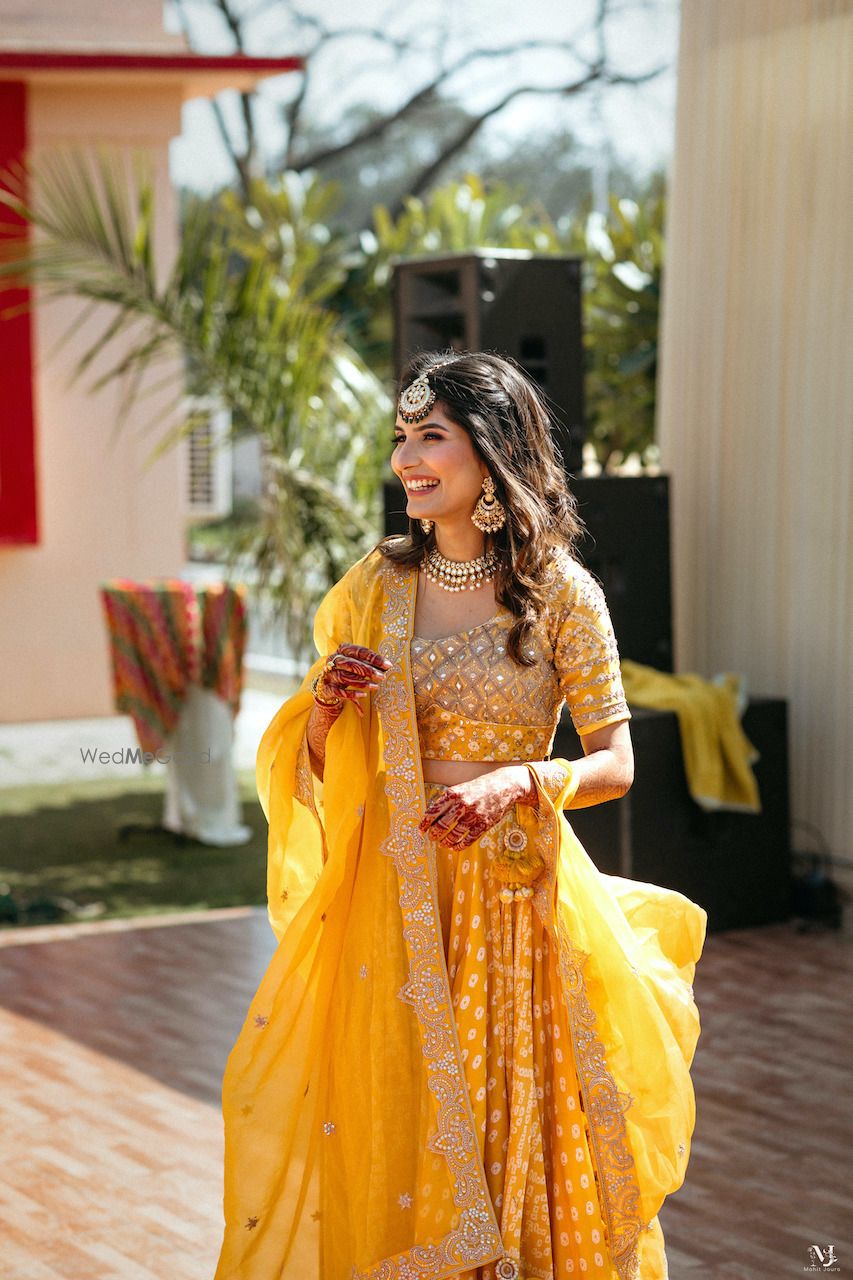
404, 478, 440, 493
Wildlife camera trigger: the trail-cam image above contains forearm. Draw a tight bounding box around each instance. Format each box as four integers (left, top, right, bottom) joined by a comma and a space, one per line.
306, 700, 342, 781
509, 751, 630, 811
559, 749, 630, 808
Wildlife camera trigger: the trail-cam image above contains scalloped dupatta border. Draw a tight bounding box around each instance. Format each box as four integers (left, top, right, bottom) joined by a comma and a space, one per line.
355, 561, 504, 1280
528, 772, 646, 1280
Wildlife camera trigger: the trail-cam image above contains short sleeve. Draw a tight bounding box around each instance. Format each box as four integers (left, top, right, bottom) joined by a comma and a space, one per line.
553, 571, 631, 736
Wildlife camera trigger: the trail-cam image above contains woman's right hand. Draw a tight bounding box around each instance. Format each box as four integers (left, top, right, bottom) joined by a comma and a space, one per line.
315, 644, 392, 719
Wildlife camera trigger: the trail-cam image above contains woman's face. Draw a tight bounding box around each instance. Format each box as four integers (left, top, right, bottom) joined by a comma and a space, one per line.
391, 403, 488, 526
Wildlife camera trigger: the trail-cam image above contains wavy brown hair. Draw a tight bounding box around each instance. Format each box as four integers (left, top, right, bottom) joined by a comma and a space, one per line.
376, 350, 585, 666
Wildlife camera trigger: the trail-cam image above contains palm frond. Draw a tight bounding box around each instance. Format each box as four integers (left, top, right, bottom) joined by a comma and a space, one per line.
0, 148, 391, 644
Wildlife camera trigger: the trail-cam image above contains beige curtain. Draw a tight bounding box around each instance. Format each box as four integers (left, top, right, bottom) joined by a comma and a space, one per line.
657, 0, 853, 869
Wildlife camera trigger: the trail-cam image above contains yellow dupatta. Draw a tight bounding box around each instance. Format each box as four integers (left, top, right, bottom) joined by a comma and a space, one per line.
215, 548, 707, 1280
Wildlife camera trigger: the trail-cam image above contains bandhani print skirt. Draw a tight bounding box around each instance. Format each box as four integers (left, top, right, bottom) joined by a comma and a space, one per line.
423, 780, 668, 1280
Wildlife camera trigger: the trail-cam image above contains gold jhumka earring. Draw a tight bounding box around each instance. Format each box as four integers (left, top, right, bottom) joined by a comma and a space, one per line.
419, 519, 434, 534
471, 475, 506, 533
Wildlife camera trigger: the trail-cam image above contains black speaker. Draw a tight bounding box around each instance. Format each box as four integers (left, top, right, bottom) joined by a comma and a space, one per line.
392, 252, 584, 474
570, 475, 674, 673
558, 697, 792, 933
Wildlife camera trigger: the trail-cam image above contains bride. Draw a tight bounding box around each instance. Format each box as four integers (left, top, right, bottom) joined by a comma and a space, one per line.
214, 350, 706, 1280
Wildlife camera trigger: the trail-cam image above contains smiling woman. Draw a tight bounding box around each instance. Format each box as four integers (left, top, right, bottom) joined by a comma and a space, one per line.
214, 351, 707, 1280
392, 414, 485, 506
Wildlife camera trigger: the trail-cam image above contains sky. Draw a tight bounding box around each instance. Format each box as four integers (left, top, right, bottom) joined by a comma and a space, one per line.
168, 0, 681, 193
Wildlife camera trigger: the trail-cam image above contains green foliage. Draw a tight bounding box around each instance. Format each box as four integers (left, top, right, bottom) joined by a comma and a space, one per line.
0, 153, 391, 656
340, 174, 562, 384
338, 172, 664, 467
568, 182, 665, 468
0, 153, 665, 658
369, 175, 561, 261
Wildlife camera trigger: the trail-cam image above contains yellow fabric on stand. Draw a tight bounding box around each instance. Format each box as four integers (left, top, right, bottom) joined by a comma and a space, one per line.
620, 660, 761, 814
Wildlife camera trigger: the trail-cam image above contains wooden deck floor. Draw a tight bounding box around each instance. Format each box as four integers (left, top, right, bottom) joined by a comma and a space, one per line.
0, 909, 850, 1279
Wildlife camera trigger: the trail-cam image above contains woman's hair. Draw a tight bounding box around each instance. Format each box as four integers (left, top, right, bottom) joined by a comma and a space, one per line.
376, 349, 585, 666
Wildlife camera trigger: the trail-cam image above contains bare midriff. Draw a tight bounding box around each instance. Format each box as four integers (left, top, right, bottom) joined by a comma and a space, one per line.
421, 758, 519, 785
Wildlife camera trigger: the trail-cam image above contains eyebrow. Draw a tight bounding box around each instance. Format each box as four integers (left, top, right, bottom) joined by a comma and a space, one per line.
393, 421, 449, 432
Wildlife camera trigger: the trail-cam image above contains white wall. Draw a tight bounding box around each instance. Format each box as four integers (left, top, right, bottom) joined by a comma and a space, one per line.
657, 0, 853, 868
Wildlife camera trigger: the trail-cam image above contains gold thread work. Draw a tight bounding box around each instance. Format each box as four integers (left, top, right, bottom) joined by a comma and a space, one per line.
356, 561, 503, 1280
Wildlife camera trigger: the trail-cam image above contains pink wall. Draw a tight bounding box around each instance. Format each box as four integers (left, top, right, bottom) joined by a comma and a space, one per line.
0, 0, 185, 51
0, 82, 187, 721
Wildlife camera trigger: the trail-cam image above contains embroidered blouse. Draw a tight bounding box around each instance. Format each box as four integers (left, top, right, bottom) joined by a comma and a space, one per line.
411, 557, 630, 762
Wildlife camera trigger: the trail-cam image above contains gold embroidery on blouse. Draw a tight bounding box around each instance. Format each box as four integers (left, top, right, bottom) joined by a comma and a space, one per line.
411, 562, 630, 761
411, 617, 559, 762
551, 572, 630, 734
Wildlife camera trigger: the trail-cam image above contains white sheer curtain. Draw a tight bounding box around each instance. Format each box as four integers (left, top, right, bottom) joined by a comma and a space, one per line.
657, 0, 853, 868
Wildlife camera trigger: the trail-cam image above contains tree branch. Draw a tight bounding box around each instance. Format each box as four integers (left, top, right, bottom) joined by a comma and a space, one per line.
172, 0, 254, 194
282, 64, 311, 169
211, 0, 256, 195
290, 38, 617, 172
177, 0, 671, 203
210, 97, 253, 194
400, 70, 599, 212
388, 63, 666, 215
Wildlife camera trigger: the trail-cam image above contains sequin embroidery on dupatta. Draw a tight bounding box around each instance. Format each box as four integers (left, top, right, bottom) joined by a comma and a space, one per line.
365, 561, 504, 1280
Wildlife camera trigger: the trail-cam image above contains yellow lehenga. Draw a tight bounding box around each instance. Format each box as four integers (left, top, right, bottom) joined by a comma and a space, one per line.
214, 546, 707, 1280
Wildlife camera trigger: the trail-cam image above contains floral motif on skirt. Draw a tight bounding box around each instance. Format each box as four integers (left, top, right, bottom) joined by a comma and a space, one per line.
424, 781, 629, 1280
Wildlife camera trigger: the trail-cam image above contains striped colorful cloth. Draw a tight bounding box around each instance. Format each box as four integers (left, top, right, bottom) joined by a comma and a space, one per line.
198, 582, 248, 719
100, 580, 248, 754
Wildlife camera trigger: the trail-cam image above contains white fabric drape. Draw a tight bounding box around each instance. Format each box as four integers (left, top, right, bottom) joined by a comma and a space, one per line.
162, 686, 252, 847
657, 0, 853, 866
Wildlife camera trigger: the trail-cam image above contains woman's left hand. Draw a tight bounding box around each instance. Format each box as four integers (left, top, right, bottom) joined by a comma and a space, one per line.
418, 766, 531, 849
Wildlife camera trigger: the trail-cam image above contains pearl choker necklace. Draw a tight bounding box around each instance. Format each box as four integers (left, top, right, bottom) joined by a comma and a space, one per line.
423, 545, 499, 592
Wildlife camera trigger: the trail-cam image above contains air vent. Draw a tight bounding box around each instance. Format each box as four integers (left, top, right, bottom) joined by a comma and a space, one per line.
181, 398, 233, 520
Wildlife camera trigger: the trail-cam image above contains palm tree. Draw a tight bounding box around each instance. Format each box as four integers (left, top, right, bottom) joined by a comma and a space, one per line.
0, 150, 391, 657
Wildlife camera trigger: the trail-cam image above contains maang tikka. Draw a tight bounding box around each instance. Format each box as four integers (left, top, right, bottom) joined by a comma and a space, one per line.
397, 358, 456, 425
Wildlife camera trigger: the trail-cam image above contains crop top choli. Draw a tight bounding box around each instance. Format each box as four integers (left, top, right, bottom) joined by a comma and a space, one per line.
410, 559, 631, 763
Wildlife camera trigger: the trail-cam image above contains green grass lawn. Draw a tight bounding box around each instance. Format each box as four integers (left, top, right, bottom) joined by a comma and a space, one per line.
0, 771, 268, 929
